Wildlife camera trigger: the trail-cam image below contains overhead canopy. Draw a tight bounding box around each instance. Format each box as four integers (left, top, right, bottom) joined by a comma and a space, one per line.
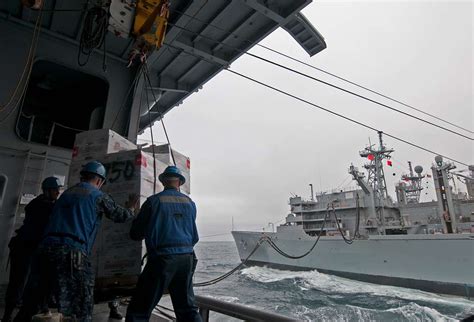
0, 0, 326, 132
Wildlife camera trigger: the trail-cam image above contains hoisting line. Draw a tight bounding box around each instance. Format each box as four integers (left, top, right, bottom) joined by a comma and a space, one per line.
142, 63, 177, 166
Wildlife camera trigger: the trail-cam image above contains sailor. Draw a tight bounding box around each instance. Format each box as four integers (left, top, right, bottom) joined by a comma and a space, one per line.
125, 166, 201, 322
36, 161, 137, 321
1, 177, 62, 322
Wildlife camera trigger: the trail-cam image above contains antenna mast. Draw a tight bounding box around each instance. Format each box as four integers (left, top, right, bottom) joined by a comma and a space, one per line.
359, 131, 394, 232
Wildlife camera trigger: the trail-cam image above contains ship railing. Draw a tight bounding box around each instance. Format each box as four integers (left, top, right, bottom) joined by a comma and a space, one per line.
315, 186, 360, 196
194, 295, 297, 321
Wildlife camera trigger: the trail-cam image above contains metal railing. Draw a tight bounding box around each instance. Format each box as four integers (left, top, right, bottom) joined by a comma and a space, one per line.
195, 295, 298, 321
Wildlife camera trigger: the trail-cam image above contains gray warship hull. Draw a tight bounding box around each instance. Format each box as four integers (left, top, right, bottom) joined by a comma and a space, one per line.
232, 229, 474, 297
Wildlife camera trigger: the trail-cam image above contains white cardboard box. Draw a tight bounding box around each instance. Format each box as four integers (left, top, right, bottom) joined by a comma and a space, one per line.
90, 150, 170, 290
143, 144, 191, 194
71, 129, 137, 162
65, 130, 192, 293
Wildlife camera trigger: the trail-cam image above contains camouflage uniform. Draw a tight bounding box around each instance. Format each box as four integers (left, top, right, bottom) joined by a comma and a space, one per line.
16, 191, 134, 322
39, 245, 94, 322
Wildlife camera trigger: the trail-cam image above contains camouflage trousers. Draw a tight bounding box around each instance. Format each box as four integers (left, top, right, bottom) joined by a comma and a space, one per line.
40, 245, 95, 322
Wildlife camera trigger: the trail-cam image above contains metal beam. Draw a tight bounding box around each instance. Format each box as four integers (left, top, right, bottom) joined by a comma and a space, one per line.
155, 75, 190, 93
211, 11, 258, 52
147, 86, 189, 94
172, 39, 229, 67
240, 0, 284, 23
192, 2, 230, 43
156, 50, 184, 76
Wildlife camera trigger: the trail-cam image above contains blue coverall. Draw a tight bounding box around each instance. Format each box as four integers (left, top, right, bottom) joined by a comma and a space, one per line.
125, 187, 201, 322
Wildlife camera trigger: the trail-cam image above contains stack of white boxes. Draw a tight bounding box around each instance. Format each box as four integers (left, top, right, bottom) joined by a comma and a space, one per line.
143, 144, 191, 195
66, 129, 191, 294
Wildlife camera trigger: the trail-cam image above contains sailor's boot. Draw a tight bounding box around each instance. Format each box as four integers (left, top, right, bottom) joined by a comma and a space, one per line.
108, 301, 123, 320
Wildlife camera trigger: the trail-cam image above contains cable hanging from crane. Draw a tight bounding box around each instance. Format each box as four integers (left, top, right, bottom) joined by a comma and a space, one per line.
142, 62, 177, 166
170, 9, 473, 136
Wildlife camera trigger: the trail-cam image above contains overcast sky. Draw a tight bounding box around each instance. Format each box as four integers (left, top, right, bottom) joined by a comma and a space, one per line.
139, 0, 473, 241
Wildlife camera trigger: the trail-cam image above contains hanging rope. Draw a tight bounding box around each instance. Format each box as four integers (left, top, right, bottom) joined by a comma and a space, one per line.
0, 1, 45, 122
193, 238, 264, 287
77, 1, 109, 71
142, 63, 157, 194
331, 195, 361, 245
193, 199, 362, 287
142, 63, 176, 166
261, 206, 330, 260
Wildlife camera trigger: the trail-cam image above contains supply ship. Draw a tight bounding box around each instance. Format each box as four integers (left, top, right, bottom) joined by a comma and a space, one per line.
233, 132, 474, 298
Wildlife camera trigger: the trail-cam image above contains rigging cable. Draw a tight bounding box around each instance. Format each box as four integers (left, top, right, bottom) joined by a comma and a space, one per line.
225, 69, 471, 167
193, 238, 265, 287
193, 201, 360, 286
142, 63, 158, 194
110, 64, 144, 129
77, 1, 109, 71
170, 9, 473, 135
165, 23, 473, 141
142, 63, 176, 166
163, 43, 470, 167
0, 2, 44, 122
262, 207, 330, 259
331, 197, 361, 245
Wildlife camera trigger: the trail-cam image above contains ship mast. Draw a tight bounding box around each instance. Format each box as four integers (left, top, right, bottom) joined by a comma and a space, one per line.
359, 131, 394, 233
396, 162, 425, 204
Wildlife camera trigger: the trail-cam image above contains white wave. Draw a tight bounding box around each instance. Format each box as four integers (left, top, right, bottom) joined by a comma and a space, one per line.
210, 295, 240, 303
240, 266, 474, 310
385, 303, 455, 321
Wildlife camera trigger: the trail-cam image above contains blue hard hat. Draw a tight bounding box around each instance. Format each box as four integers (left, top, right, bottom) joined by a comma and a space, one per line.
41, 176, 63, 190
80, 161, 107, 180
158, 165, 185, 185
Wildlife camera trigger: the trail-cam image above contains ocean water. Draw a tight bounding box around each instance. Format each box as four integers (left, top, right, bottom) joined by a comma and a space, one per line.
190, 241, 474, 321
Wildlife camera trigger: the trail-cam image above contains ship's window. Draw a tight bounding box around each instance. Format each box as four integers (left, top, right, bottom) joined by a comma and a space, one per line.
0, 175, 8, 209
16, 60, 108, 149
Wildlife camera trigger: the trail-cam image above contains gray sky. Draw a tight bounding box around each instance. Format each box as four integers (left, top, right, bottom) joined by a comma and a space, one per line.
140, 1, 473, 241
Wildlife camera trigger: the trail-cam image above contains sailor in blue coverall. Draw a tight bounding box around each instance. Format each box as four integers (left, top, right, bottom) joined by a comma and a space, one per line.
126, 165, 201, 322
34, 161, 137, 322
2, 177, 62, 322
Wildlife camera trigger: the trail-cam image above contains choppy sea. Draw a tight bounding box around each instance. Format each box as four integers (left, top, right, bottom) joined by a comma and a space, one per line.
185, 241, 474, 321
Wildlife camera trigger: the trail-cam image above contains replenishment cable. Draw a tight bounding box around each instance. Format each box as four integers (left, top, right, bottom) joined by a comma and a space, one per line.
170, 9, 473, 135
193, 201, 361, 286
193, 238, 264, 287
162, 42, 470, 166
262, 207, 330, 260
166, 23, 473, 141
225, 69, 471, 167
